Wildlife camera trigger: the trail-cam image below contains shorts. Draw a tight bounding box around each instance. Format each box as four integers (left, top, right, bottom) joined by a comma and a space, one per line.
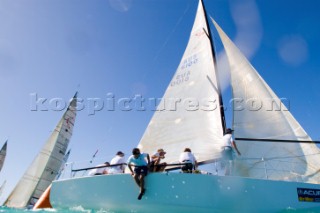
134, 166, 148, 176
181, 162, 194, 173
222, 146, 233, 160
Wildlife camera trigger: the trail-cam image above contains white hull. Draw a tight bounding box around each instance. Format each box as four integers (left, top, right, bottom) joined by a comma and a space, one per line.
50, 173, 320, 212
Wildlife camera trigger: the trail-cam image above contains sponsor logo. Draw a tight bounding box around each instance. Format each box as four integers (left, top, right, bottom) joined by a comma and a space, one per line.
297, 188, 320, 202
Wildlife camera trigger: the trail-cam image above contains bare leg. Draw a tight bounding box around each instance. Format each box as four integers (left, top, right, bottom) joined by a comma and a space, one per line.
139, 174, 145, 193
153, 159, 160, 172
137, 174, 146, 200
133, 174, 140, 187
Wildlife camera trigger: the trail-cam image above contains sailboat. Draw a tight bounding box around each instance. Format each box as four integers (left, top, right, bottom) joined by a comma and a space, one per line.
0, 141, 7, 173
4, 93, 77, 208
48, 1, 320, 212
0, 180, 6, 198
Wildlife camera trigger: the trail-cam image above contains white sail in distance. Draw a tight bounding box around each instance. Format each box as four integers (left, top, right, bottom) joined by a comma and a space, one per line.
4, 93, 78, 208
212, 19, 320, 183
0, 180, 6, 197
138, 0, 224, 164
0, 141, 7, 173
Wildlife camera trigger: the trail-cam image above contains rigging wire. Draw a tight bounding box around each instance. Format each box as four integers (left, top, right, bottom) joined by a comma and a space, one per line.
139, 1, 193, 82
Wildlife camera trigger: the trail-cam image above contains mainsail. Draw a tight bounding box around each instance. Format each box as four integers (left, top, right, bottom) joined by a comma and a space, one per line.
212, 19, 320, 183
138, 0, 224, 164
4, 93, 77, 208
0, 141, 7, 173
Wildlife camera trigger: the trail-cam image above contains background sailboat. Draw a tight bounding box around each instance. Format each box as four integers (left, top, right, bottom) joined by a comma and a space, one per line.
4, 93, 77, 208
0, 180, 7, 197
0, 180, 6, 198
0, 141, 7, 173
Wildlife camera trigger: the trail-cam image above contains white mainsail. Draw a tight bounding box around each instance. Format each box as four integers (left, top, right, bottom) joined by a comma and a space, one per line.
138, 0, 224, 163
4, 93, 77, 208
212, 19, 320, 183
0, 141, 7, 173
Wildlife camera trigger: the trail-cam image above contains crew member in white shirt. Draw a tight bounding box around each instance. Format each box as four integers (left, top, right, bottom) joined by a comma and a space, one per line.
179, 148, 197, 173
109, 151, 126, 174
88, 162, 110, 176
221, 128, 241, 175
222, 128, 241, 158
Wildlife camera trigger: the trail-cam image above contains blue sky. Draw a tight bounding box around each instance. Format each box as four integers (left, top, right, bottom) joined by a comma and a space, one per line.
0, 0, 319, 203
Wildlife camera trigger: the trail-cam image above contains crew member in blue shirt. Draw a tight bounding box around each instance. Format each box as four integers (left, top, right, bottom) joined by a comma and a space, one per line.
127, 148, 150, 200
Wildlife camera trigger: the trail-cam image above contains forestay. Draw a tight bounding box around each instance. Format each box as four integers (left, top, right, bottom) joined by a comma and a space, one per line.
212, 19, 320, 183
138, 1, 224, 164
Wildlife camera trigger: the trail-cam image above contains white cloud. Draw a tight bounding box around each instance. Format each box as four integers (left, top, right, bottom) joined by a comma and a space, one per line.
108, 0, 133, 12
278, 35, 308, 67
229, 0, 263, 59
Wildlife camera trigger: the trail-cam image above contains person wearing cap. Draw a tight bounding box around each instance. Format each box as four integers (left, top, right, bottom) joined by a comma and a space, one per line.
221, 128, 241, 175
88, 162, 110, 176
109, 151, 126, 174
127, 148, 150, 200
150, 148, 167, 172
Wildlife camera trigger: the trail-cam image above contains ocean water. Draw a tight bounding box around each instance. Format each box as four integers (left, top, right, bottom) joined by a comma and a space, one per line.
0, 206, 112, 213
1, 206, 320, 213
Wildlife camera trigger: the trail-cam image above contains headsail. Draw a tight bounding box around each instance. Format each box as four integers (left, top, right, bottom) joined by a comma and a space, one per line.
0, 141, 7, 173
211, 19, 320, 183
4, 93, 77, 208
138, 0, 224, 164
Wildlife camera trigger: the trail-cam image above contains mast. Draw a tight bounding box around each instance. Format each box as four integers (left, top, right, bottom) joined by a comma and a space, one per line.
200, 0, 227, 134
